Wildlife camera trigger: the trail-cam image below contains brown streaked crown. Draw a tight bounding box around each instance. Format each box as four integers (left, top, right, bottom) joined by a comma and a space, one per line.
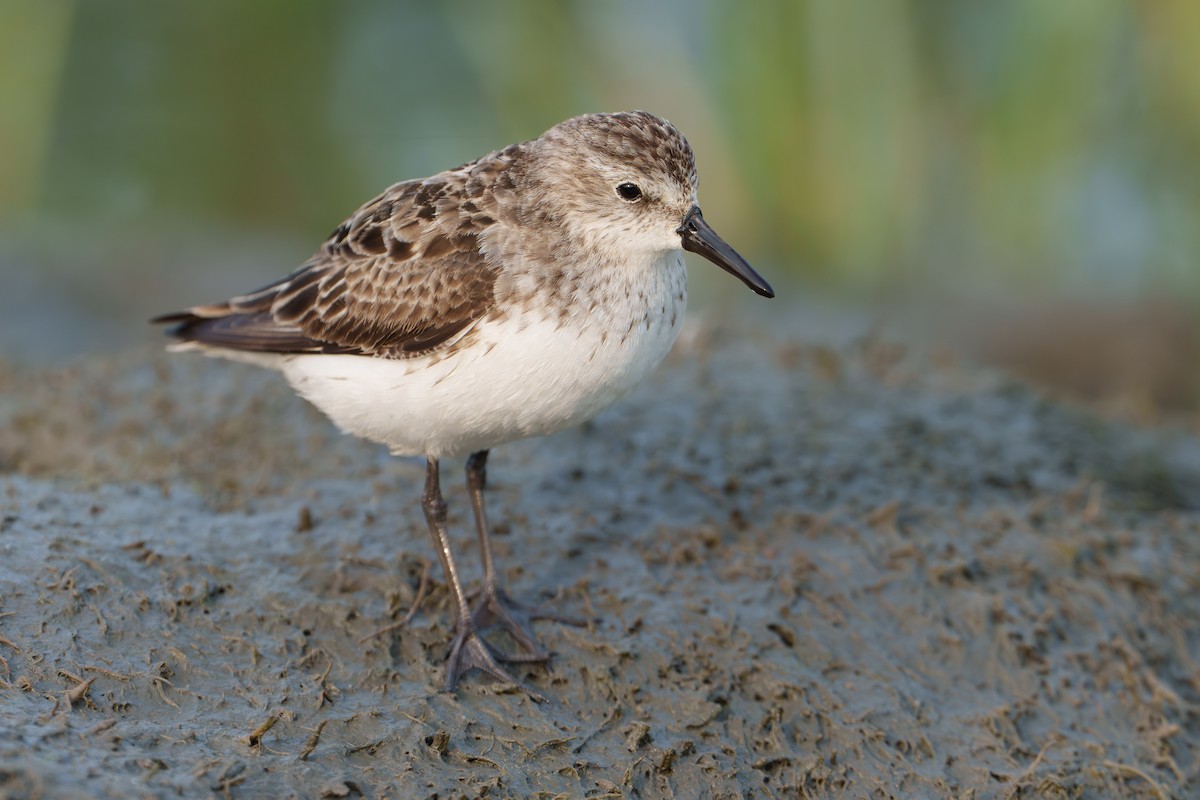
543, 111, 697, 192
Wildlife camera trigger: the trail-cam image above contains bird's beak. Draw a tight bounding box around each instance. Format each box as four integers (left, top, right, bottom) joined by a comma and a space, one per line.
677, 206, 774, 298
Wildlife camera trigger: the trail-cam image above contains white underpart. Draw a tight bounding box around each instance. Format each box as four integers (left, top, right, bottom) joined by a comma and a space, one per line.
240, 251, 688, 459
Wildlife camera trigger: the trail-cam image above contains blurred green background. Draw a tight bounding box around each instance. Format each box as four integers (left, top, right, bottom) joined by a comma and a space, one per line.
2, 0, 1198, 416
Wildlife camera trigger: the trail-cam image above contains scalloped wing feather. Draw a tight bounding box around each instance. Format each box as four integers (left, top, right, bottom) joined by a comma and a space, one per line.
154, 146, 521, 358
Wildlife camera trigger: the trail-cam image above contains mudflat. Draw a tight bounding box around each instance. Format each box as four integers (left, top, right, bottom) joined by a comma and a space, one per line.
1, 324, 1197, 798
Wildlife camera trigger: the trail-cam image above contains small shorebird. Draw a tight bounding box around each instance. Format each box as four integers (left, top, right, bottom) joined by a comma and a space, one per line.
154, 111, 773, 698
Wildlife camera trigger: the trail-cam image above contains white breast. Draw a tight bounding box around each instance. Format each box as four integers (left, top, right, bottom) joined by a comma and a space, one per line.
279, 252, 687, 458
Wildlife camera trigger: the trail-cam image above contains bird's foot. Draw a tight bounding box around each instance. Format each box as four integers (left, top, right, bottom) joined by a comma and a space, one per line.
443, 621, 546, 702
469, 584, 588, 662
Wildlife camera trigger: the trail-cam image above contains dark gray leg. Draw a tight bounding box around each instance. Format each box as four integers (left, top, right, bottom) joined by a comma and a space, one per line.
466, 450, 584, 661
422, 456, 543, 700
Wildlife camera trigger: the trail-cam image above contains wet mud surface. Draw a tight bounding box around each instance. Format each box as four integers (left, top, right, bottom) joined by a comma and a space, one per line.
1, 326, 1198, 798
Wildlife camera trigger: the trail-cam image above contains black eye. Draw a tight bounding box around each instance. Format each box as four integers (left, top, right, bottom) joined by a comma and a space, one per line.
616, 183, 643, 202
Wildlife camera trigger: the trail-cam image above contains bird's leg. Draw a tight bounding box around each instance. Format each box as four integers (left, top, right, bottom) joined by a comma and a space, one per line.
421, 456, 543, 700
466, 450, 586, 661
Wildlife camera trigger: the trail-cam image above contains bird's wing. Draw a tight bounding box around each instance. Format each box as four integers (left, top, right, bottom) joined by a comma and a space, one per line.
153, 152, 515, 359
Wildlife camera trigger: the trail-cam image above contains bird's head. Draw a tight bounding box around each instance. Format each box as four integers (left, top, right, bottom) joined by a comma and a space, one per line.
528, 111, 774, 298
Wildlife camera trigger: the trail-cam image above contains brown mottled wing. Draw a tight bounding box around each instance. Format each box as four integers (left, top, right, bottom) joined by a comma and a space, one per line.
154, 154, 511, 358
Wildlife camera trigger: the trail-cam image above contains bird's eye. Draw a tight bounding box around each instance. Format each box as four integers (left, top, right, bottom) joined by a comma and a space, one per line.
615, 183, 643, 202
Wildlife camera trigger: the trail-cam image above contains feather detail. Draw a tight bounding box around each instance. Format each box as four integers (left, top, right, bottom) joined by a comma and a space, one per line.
153, 146, 522, 358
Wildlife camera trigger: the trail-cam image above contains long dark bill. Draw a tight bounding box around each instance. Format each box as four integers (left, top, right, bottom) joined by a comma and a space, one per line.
678, 206, 774, 298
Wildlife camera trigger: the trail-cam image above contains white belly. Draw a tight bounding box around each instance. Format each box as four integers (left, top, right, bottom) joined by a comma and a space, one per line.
279, 266, 686, 458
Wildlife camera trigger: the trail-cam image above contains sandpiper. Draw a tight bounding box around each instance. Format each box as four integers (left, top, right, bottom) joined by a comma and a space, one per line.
154, 111, 774, 698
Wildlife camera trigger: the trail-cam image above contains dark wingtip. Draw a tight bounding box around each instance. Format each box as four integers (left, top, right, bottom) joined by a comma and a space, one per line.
150, 311, 193, 325
150, 311, 208, 342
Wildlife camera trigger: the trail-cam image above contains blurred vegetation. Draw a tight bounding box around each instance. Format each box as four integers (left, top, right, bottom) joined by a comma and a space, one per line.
1, 1, 1198, 342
